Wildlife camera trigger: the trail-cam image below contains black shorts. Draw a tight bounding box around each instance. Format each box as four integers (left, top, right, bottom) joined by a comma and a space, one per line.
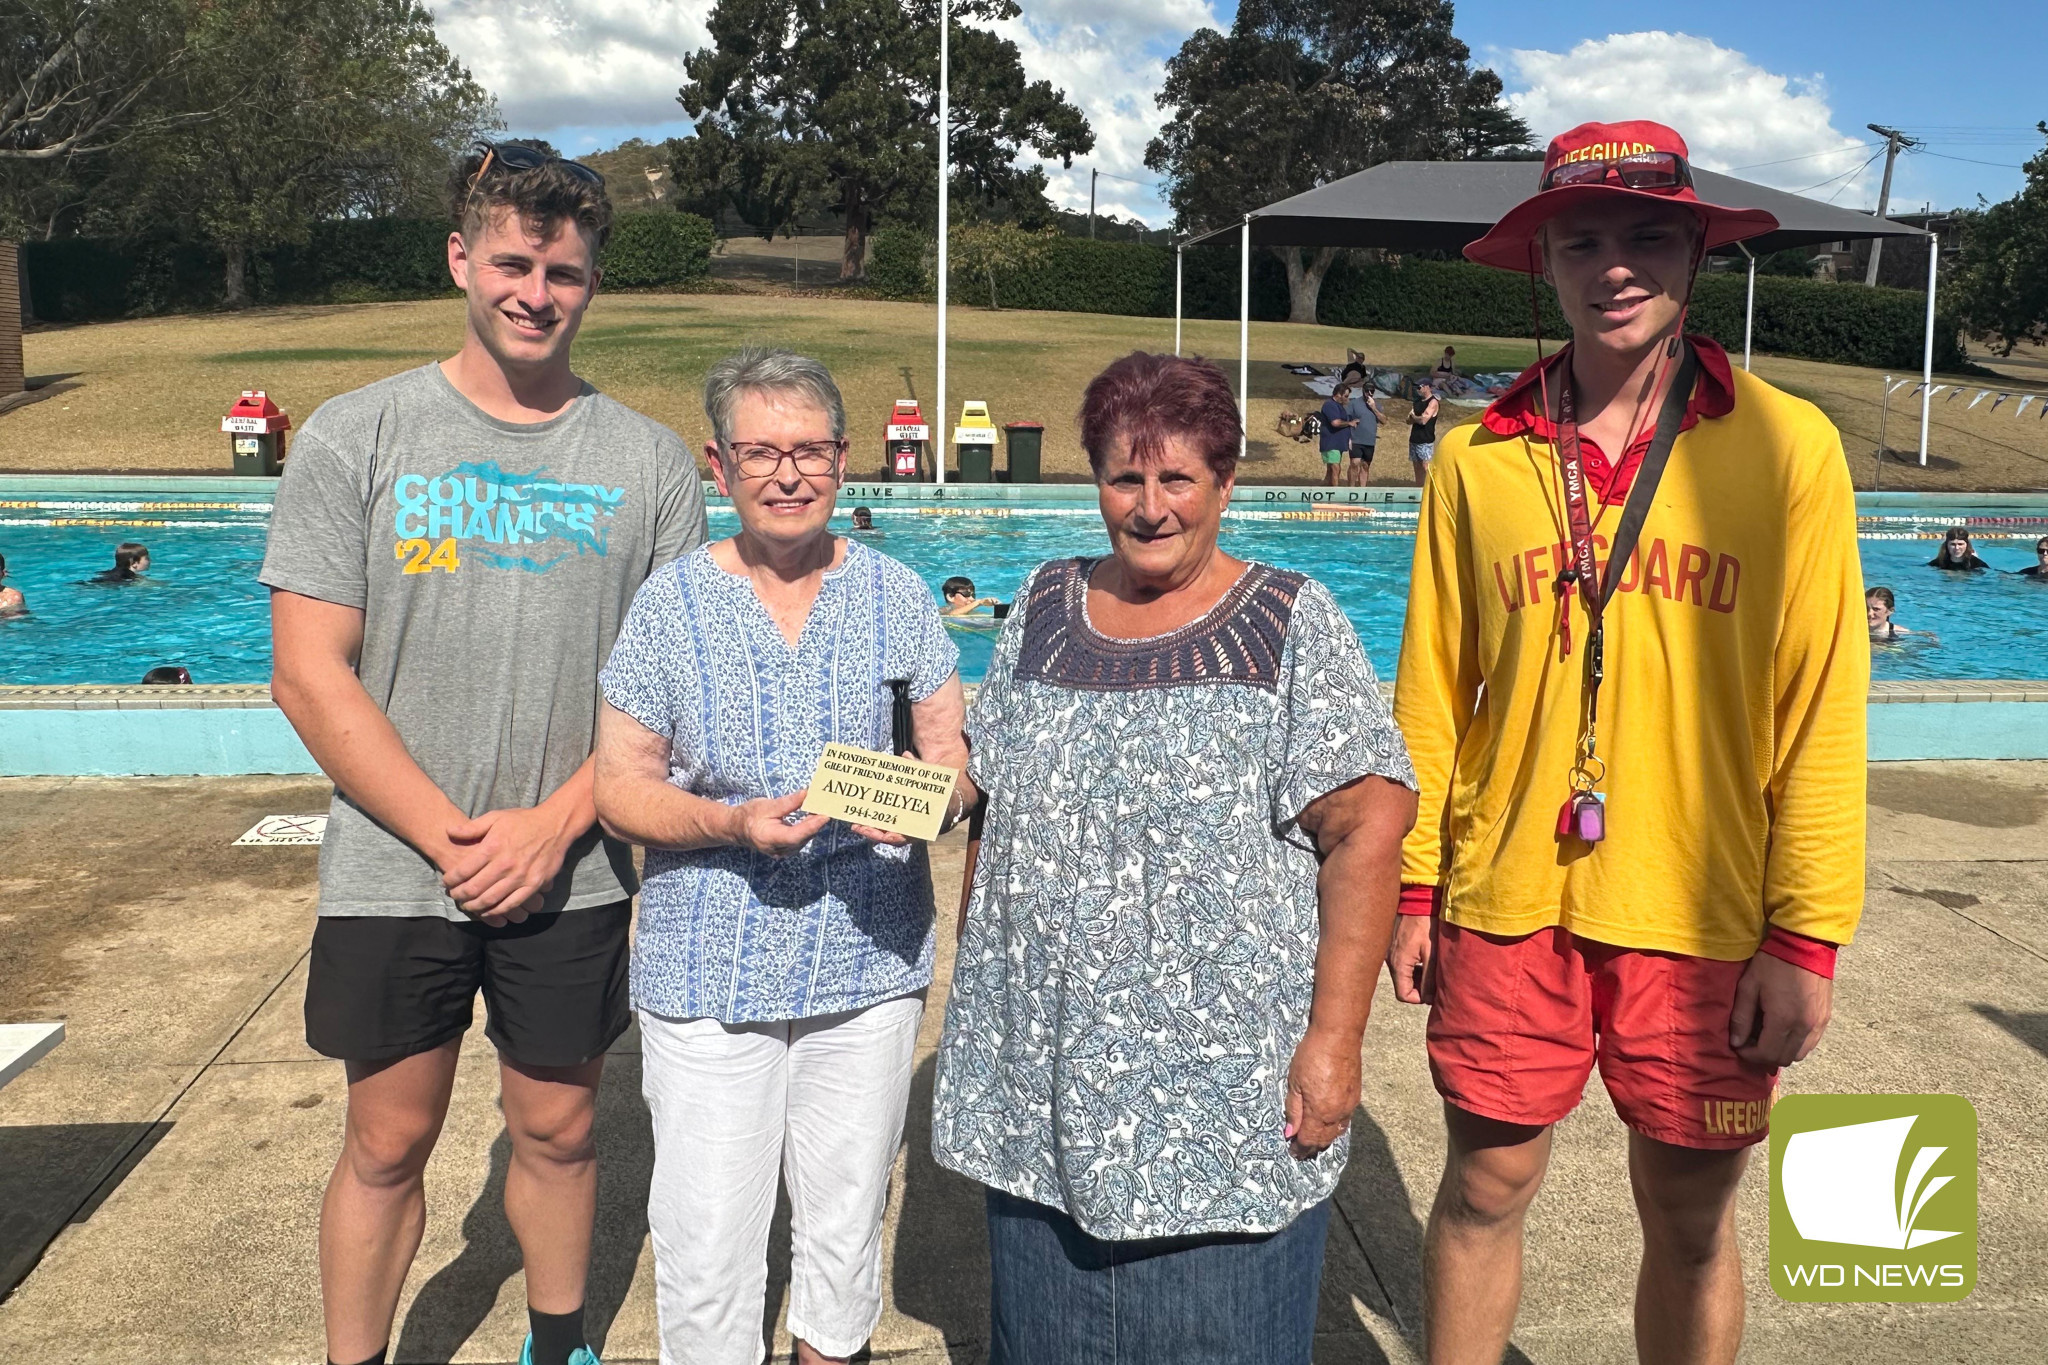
305, 902, 632, 1068
1349, 444, 1375, 462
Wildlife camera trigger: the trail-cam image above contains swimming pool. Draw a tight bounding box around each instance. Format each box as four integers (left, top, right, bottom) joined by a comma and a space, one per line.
1, 483, 2045, 685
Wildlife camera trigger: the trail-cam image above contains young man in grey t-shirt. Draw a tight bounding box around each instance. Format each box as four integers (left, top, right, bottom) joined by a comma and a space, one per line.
260, 144, 706, 1365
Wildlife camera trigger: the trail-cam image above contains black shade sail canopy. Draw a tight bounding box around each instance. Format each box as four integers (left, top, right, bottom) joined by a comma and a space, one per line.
1181, 160, 1928, 257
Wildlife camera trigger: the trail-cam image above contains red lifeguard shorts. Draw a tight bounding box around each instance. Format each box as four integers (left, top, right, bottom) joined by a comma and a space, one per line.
1426, 923, 1777, 1149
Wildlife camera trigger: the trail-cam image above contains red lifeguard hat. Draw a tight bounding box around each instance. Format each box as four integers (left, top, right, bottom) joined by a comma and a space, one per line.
1464, 120, 1778, 274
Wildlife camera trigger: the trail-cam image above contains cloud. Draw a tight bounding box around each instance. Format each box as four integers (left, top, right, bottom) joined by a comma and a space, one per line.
1499, 32, 1877, 203
428, 0, 1208, 222
429, 0, 710, 137
993, 3, 1223, 225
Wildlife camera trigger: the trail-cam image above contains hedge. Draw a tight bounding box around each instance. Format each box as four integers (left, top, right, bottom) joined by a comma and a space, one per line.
22, 211, 715, 320
865, 232, 1964, 371
599, 212, 716, 289
865, 226, 932, 299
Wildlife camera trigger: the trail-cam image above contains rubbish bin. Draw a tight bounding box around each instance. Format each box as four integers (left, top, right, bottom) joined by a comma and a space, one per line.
1004, 421, 1044, 483
957, 439, 995, 483
222, 390, 291, 476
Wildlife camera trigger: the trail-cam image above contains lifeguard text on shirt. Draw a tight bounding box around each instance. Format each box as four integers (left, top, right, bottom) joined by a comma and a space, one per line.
800, 743, 961, 842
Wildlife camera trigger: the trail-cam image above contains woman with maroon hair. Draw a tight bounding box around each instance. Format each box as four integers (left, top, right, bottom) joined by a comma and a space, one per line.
931, 351, 1417, 1362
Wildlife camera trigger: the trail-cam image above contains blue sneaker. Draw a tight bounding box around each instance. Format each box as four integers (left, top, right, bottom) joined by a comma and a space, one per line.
519, 1334, 600, 1365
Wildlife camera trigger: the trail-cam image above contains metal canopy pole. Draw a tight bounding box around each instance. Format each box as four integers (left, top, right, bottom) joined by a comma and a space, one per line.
1739, 244, 1756, 372
1919, 228, 1938, 466
1238, 217, 1250, 458
1174, 244, 1183, 356
934, 0, 949, 484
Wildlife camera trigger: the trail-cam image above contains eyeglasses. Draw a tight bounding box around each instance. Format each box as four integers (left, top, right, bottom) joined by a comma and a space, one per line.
727, 440, 845, 478
1542, 150, 1692, 194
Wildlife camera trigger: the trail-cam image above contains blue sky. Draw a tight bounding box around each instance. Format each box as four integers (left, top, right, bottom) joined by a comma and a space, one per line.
429, 0, 2042, 228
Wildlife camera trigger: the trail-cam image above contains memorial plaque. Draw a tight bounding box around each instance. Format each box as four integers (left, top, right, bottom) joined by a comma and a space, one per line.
799, 743, 960, 842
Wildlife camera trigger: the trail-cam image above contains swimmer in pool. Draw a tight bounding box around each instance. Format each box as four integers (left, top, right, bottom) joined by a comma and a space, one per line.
941, 575, 1000, 616
87, 541, 151, 584
2015, 535, 2048, 579
1927, 527, 1989, 572
0, 554, 24, 616
850, 505, 876, 531
1866, 586, 1933, 644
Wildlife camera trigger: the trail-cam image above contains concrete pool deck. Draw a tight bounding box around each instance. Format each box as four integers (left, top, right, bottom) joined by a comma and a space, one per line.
1, 765, 2045, 1362
8, 678, 2048, 775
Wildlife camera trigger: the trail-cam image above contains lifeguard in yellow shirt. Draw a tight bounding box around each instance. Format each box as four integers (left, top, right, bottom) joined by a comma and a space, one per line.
1387, 120, 1869, 1364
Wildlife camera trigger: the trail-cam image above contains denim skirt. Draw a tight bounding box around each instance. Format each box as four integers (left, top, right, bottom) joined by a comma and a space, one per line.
984, 1188, 1333, 1365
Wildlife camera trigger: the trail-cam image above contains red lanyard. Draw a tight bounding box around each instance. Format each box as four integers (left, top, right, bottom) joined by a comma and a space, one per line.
1548, 341, 1699, 843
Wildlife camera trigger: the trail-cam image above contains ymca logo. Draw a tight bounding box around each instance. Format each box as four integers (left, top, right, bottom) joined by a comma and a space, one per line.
1769, 1094, 1976, 1302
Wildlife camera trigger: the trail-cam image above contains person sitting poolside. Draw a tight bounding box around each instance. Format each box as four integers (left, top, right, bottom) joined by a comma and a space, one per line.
1866, 587, 1933, 644
850, 505, 876, 531
1430, 345, 1458, 381
2015, 535, 2048, 578
87, 541, 150, 584
941, 575, 999, 616
1928, 527, 1990, 572
0, 554, 25, 616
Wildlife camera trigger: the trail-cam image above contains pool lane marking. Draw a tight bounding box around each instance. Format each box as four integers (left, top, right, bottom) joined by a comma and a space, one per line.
0, 501, 272, 512
0, 518, 270, 529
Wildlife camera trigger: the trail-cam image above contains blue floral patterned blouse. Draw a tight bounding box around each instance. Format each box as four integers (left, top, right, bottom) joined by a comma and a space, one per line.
600, 539, 959, 1023
932, 557, 1416, 1240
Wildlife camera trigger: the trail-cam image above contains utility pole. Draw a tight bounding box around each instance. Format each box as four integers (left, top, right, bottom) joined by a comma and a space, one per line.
1864, 124, 1921, 286
1089, 168, 1097, 238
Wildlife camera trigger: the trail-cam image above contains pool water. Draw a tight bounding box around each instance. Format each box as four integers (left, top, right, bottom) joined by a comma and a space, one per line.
1, 494, 2044, 685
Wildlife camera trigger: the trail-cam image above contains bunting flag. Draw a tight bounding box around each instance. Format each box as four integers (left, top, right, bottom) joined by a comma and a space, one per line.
1885, 384, 2048, 419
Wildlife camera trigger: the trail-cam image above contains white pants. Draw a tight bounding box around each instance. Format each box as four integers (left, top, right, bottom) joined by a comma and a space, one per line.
638, 994, 924, 1365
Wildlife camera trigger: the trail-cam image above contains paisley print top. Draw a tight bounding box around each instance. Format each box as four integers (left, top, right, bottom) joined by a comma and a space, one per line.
932, 557, 1416, 1239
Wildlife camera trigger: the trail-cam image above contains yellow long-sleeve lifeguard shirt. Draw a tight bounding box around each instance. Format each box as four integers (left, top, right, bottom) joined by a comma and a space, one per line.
1394, 353, 1869, 959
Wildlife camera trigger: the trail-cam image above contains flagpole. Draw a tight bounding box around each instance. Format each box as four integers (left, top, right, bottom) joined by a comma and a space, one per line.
934, 0, 949, 485
1919, 229, 1937, 467
1238, 216, 1250, 459
1174, 243, 1183, 357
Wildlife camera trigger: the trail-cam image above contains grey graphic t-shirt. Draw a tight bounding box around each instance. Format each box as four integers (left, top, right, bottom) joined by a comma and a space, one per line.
259, 363, 708, 919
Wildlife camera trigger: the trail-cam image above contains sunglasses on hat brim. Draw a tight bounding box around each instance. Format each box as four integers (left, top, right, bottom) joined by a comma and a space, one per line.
1540, 151, 1692, 194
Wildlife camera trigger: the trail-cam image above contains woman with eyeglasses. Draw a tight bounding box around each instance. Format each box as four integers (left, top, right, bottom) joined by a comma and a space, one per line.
1928, 526, 1991, 572
593, 348, 972, 1365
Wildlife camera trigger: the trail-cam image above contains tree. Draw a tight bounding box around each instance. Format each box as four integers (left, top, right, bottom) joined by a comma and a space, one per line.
0, 0, 219, 239
667, 112, 828, 237
674, 0, 1092, 282
113, 0, 495, 307
1146, 0, 1530, 324
0, 0, 195, 163
950, 220, 1050, 308
1947, 124, 2048, 356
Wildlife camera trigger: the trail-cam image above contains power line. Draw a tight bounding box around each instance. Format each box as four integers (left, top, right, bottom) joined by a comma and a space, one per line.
1793, 147, 1884, 195
1729, 142, 1877, 171
1912, 148, 2028, 169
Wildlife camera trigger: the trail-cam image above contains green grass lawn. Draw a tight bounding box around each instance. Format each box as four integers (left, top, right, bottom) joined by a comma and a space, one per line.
13, 292, 2044, 490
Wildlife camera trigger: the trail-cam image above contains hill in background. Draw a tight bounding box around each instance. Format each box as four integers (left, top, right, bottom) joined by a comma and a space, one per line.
575, 139, 672, 213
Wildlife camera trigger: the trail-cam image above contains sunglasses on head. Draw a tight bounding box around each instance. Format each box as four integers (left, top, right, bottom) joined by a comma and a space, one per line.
468, 141, 606, 191
1542, 150, 1692, 194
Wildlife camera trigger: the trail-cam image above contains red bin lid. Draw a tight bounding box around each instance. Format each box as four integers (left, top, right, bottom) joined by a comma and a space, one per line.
1003, 421, 1044, 431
